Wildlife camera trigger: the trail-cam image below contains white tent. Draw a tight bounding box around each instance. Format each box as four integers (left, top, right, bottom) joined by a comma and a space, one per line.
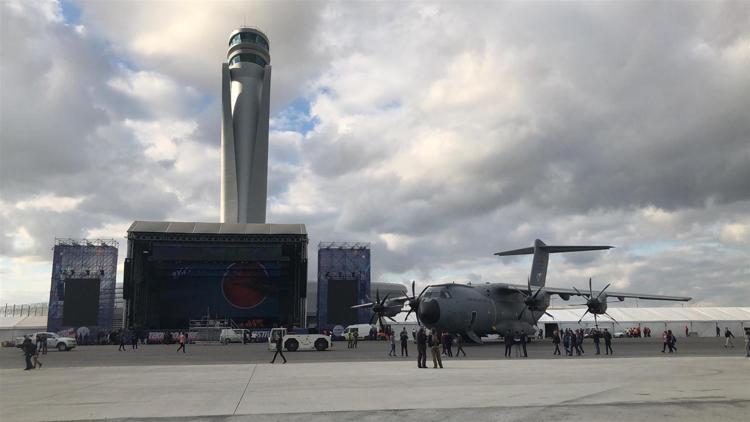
0, 315, 47, 342
537, 307, 750, 337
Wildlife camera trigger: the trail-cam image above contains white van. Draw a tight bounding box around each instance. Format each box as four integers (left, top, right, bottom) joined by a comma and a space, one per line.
219, 329, 248, 344
343, 324, 376, 340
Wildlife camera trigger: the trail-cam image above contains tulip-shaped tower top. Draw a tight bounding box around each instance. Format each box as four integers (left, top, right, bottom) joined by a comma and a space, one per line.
227, 27, 270, 68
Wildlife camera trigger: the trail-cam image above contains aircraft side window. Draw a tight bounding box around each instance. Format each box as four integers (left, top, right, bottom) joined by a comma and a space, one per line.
440, 291, 452, 299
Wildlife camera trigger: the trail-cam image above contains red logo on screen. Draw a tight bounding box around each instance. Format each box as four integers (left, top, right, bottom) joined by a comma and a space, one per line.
221, 263, 269, 309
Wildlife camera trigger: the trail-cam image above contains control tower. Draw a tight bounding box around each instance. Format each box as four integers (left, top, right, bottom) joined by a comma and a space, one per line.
221, 28, 271, 224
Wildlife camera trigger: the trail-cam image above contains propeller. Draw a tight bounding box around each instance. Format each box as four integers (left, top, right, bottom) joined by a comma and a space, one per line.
572, 278, 615, 327
404, 280, 428, 324
514, 277, 553, 320
367, 289, 391, 328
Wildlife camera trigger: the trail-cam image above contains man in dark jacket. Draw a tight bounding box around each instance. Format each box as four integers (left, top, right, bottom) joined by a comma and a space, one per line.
399, 328, 409, 357
604, 329, 613, 355
270, 333, 287, 364
118, 331, 127, 351
592, 329, 601, 355
22, 337, 35, 370
416, 328, 427, 368
504, 331, 513, 358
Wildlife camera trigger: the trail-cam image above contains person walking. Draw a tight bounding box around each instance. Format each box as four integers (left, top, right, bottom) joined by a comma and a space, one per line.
592, 329, 601, 355
131, 330, 139, 350
35, 333, 44, 354
270, 332, 287, 364
176, 332, 187, 353
353, 331, 358, 349
504, 331, 513, 358
577, 330, 585, 355
455, 333, 466, 357
32, 343, 43, 369
716, 325, 721, 337
661, 331, 669, 353
744, 330, 750, 358
668, 330, 677, 353
513, 331, 522, 358
685, 325, 689, 337
552, 329, 561, 355
572, 330, 581, 356
118, 331, 127, 351
22, 337, 34, 370
604, 328, 613, 355
400, 328, 409, 357
724, 328, 735, 348
562, 329, 571, 356
520, 331, 528, 358
388, 333, 396, 357
447, 333, 454, 357
346, 331, 352, 349
40, 332, 48, 355
417, 328, 427, 368
430, 332, 443, 368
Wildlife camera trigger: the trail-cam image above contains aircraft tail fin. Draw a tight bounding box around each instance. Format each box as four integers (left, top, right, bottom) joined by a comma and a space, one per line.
495, 239, 613, 287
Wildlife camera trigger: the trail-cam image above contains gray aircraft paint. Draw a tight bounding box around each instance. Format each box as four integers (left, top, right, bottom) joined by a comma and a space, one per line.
355, 239, 691, 342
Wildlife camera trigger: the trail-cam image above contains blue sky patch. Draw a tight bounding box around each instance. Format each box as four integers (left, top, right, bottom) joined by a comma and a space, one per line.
60, 0, 82, 25
271, 97, 319, 134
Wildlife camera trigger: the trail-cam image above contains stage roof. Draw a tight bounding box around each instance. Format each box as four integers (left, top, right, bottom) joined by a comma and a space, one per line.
127, 221, 307, 235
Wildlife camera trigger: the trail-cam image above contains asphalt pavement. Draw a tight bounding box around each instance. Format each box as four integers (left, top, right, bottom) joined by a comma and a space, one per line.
0, 336, 744, 369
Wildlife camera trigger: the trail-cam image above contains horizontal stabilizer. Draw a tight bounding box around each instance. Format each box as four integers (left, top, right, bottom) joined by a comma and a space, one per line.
495, 240, 613, 256
494, 239, 614, 288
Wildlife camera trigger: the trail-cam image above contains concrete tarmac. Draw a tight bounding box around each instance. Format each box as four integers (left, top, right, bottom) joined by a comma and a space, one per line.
0, 356, 748, 421
0, 336, 745, 369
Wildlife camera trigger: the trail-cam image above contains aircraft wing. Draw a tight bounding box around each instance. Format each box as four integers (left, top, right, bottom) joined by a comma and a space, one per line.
493, 283, 691, 301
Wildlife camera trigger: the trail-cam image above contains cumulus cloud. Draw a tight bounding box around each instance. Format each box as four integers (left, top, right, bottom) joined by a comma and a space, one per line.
1, 1, 748, 306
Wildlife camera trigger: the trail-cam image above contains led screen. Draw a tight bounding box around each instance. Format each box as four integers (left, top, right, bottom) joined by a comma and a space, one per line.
156, 261, 288, 328
62, 278, 101, 327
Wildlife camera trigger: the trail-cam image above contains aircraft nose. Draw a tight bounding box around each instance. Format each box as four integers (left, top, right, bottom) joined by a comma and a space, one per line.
419, 299, 440, 325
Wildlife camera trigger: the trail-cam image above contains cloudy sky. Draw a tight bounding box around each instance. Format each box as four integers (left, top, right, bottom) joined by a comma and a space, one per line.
1, 0, 748, 307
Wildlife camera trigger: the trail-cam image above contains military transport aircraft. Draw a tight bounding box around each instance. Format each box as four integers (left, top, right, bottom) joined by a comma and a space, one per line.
353, 239, 691, 343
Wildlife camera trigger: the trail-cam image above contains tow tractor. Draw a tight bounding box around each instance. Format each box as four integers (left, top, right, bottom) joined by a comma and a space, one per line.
268, 328, 331, 352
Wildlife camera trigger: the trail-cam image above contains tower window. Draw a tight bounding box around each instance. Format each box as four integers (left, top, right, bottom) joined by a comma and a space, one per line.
229, 53, 267, 67
229, 33, 269, 51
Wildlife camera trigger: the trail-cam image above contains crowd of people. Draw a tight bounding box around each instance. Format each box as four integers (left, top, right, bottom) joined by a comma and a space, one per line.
16, 324, 750, 370
550, 328, 614, 356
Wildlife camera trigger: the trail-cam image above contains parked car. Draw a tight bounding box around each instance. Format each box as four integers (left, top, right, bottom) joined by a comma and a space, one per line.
219, 329, 249, 344
15, 332, 77, 351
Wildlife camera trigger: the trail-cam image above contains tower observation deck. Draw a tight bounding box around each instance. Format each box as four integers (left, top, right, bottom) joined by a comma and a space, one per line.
221, 27, 271, 224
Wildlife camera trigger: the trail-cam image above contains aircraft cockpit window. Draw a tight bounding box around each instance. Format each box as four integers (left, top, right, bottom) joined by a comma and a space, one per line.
440, 290, 452, 299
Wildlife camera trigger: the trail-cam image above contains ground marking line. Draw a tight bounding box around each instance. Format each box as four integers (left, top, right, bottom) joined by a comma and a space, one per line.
233, 364, 257, 415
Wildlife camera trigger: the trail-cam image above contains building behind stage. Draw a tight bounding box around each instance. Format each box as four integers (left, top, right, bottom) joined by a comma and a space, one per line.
123, 221, 307, 330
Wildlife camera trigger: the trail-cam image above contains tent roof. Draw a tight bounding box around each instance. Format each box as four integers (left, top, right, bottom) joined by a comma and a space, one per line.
538, 307, 750, 323
0, 315, 47, 330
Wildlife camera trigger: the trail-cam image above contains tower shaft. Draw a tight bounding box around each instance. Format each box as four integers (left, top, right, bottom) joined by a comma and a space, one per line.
221, 28, 271, 224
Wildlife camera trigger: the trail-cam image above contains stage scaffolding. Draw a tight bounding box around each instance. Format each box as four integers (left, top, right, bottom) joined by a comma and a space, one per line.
47, 238, 119, 334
